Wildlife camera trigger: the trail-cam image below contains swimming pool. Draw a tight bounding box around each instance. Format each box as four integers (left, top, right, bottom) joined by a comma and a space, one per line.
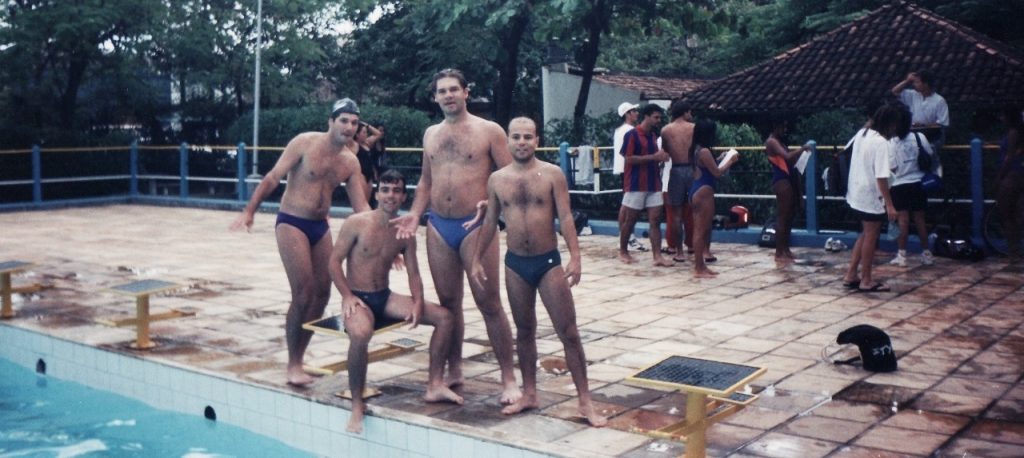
0, 357, 312, 457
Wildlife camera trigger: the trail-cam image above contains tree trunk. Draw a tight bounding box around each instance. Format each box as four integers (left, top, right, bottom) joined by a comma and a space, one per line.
571, 0, 607, 144
494, 3, 532, 129
58, 55, 89, 130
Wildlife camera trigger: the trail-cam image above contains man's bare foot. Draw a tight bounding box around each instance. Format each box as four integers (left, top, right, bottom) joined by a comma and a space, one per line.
287, 368, 315, 387
653, 257, 674, 267
501, 393, 538, 415
694, 268, 718, 278
500, 383, 523, 405
346, 407, 364, 434
618, 251, 635, 264
424, 385, 465, 404
579, 404, 608, 427
444, 375, 464, 388
775, 255, 795, 265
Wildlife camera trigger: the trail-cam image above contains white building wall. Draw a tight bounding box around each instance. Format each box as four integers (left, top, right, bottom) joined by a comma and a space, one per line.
542, 65, 639, 124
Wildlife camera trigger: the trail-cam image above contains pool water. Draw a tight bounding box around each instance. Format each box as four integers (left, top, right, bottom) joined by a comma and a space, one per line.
0, 358, 311, 457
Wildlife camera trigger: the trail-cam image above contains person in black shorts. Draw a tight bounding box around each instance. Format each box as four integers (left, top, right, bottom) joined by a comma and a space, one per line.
328, 169, 463, 434
887, 106, 935, 266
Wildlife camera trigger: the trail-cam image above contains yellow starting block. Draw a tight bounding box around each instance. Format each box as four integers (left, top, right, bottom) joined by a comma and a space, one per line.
301, 314, 423, 377
626, 355, 766, 458
1, 260, 35, 319
97, 279, 195, 349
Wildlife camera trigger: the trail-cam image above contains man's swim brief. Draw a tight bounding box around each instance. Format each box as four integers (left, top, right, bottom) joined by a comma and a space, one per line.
276, 211, 329, 246
505, 250, 561, 288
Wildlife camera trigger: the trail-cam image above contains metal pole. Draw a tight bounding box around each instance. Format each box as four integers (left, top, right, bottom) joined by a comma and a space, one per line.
970, 138, 983, 245
129, 140, 138, 197
251, 0, 262, 176
31, 145, 41, 204
559, 142, 573, 187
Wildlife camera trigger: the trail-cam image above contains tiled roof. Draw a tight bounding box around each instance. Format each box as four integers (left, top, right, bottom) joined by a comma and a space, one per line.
683, 1, 1024, 116
594, 74, 708, 100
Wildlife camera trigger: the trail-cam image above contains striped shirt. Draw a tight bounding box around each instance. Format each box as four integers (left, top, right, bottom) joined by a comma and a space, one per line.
621, 125, 661, 192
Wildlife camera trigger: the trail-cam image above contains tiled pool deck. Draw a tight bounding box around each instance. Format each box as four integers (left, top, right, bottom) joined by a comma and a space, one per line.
1, 204, 1021, 457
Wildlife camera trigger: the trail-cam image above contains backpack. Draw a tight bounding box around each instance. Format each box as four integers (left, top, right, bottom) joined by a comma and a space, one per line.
834, 324, 897, 372
914, 133, 933, 172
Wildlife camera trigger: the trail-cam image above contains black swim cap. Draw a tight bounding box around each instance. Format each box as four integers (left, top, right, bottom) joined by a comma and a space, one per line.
331, 98, 360, 118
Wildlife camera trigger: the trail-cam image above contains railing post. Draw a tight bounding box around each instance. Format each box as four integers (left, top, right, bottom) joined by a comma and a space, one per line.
31, 145, 42, 204
559, 141, 574, 187
179, 142, 189, 199
970, 137, 983, 244
129, 140, 139, 197
237, 142, 248, 201
805, 140, 818, 234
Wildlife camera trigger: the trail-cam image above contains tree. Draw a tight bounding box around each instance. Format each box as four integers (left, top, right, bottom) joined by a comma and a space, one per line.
0, 0, 163, 146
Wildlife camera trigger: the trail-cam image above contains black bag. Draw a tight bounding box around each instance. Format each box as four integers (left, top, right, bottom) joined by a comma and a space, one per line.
933, 237, 985, 261
914, 133, 933, 172
758, 222, 777, 248
835, 324, 897, 372
572, 210, 589, 235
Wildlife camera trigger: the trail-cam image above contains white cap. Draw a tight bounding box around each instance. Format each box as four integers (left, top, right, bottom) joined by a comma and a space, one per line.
617, 102, 639, 118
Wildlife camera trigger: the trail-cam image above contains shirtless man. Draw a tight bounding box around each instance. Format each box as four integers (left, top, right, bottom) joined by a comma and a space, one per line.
230, 98, 370, 386
329, 169, 463, 434
661, 100, 696, 263
469, 117, 607, 427
391, 69, 521, 404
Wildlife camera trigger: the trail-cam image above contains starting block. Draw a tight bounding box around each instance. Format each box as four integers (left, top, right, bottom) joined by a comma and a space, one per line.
97, 279, 194, 349
301, 314, 423, 376
1, 260, 35, 319
626, 355, 766, 458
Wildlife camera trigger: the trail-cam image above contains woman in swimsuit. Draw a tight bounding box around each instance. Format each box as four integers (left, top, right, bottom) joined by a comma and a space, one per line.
764, 119, 810, 263
689, 120, 740, 278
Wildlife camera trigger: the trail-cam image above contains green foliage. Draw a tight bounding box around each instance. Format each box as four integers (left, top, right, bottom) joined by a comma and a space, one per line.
791, 109, 865, 147
224, 102, 432, 148
715, 122, 762, 147
543, 112, 621, 146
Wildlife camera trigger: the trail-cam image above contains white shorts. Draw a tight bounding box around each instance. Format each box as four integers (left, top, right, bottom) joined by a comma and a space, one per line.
622, 191, 663, 210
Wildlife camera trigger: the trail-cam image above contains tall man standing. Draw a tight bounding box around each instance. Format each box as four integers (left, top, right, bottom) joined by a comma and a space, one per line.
470, 117, 607, 427
391, 69, 521, 405
619, 104, 672, 266
230, 98, 371, 386
660, 100, 696, 262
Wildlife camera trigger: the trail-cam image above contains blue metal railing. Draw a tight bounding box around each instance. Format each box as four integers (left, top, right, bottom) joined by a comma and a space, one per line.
0, 139, 998, 248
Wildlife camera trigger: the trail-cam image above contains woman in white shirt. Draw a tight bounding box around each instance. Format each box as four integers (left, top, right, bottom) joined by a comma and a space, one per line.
842, 104, 900, 293
887, 107, 935, 267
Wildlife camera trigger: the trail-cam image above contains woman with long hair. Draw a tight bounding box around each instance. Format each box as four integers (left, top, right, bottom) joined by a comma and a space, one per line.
689, 120, 740, 277
764, 118, 809, 263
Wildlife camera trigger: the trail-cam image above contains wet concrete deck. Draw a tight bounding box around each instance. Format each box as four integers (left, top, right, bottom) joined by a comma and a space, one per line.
1, 204, 1021, 457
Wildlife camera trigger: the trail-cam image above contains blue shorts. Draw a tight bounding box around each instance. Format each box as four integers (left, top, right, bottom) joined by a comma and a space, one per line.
275, 212, 329, 246
351, 288, 403, 331
505, 250, 561, 288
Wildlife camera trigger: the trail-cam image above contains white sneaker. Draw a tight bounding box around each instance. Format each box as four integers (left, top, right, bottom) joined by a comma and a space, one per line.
921, 251, 934, 266
890, 253, 907, 267
629, 236, 649, 252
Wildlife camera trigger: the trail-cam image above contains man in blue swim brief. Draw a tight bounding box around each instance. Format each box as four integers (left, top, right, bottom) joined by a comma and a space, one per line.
230, 98, 371, 387
330, 169, 463, 434
390, 68, 521, 406
469, 117, 606, 427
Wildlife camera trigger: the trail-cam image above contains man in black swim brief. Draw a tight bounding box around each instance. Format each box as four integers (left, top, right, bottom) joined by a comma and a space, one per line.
329, 169, 463, 434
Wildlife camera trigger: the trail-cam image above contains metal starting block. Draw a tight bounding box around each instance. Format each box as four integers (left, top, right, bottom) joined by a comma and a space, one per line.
626, 355, 766, 458
0, 260, 35, 319
97, 279, 194, 350
301, 314, 423, 376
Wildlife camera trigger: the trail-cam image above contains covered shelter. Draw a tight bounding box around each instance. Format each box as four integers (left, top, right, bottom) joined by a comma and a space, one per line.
683, 1, 1024, 122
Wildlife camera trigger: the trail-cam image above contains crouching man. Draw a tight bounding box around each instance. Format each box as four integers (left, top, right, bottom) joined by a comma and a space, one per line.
329, 169, 464, 434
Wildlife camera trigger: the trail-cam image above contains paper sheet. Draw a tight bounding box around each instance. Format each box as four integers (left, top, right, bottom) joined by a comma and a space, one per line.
718, 148, 739, 168
795, 150, 811, 174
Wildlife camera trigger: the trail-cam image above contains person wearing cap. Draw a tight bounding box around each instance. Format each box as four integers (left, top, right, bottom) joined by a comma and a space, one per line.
612, 102, 647, 254
390, 68, 522, 406
230, 98, 371, 386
